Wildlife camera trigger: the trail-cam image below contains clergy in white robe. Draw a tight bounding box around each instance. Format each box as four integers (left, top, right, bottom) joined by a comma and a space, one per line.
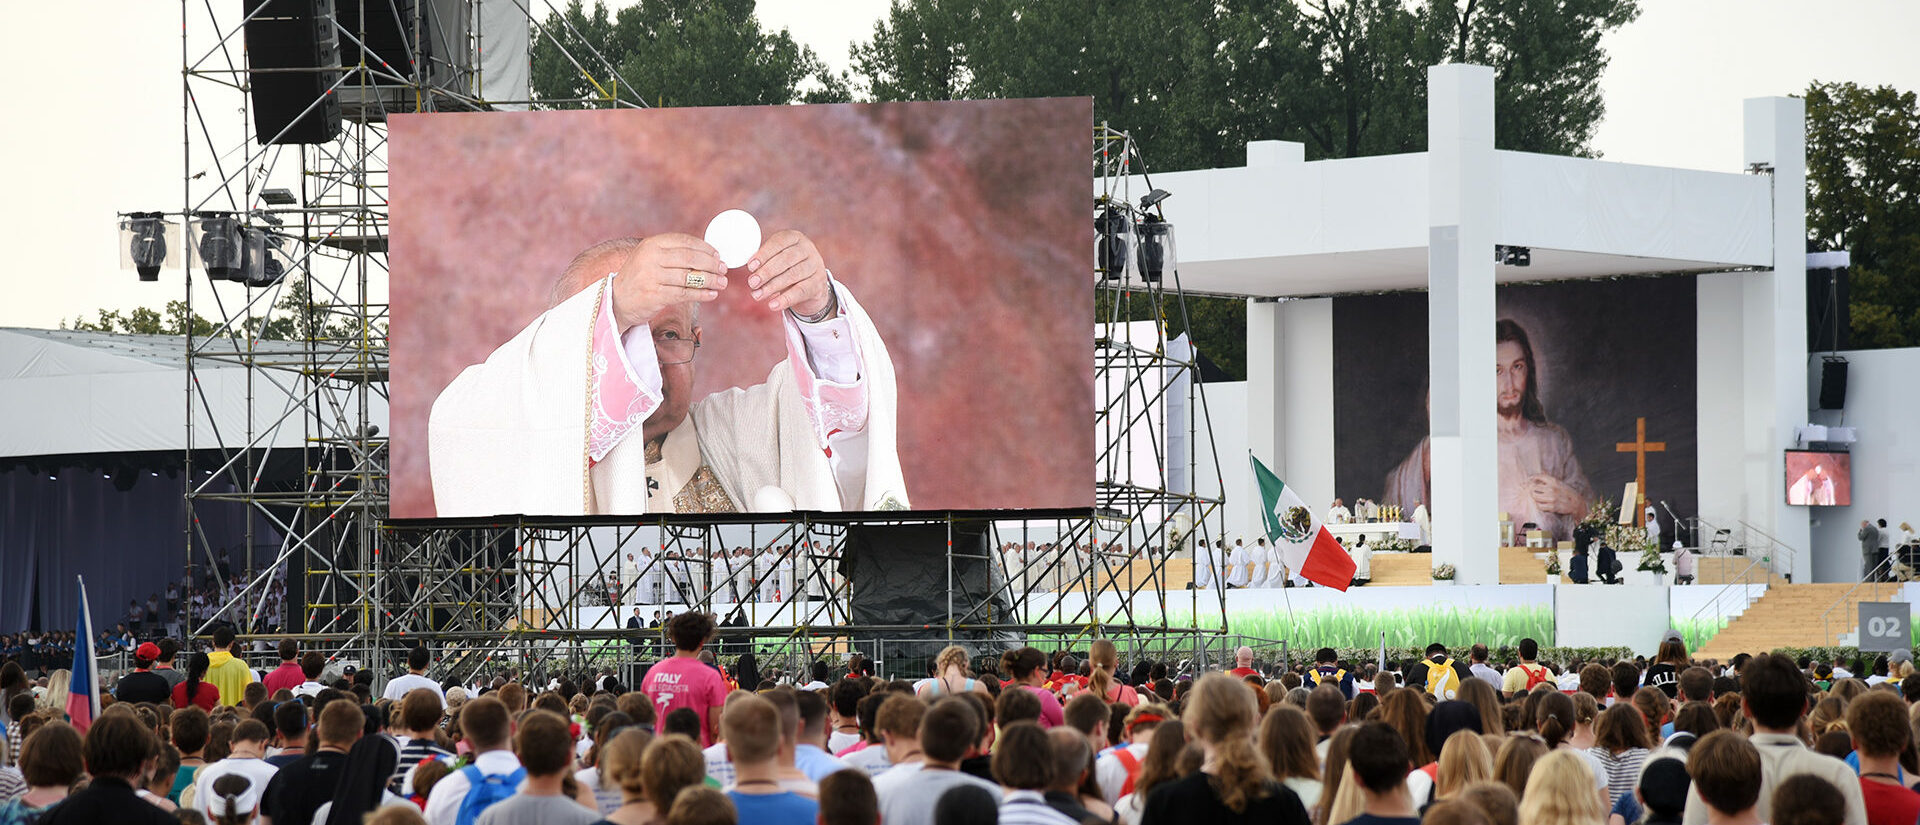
1224, 541, 1253, 588
428, 232, 909, 518
1326, 500, 1353, 525
1193, 540, 1222, 589
1412, 503, 1431, 546
1254, 538, 1286, 588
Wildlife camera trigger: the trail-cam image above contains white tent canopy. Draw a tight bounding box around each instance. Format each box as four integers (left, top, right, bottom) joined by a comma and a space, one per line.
0, 328, 388, 459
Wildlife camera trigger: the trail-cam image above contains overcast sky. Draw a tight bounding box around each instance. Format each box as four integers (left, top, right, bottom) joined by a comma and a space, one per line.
1, 0, 1914, 329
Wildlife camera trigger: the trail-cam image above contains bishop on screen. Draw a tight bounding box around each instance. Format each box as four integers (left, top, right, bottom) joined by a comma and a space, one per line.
426, 230, 908, 517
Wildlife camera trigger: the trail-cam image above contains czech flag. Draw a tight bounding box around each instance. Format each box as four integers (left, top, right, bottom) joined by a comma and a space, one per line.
1251, 455, 1356, 591
66, 577, 101, 733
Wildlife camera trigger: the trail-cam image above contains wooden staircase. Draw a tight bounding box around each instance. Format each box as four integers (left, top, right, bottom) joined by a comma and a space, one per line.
1693, 555, 1790, 586
1691, 582, 1902, 661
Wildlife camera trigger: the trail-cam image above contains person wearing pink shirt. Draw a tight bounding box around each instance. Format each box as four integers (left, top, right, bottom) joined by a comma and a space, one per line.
639, 612, 731, 746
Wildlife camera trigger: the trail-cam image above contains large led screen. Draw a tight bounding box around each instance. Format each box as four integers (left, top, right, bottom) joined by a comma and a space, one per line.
389, 99, 1094, 519
1785, 450, 1850, 506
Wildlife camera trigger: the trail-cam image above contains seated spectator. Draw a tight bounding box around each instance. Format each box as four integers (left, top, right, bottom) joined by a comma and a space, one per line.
1097, 703, 1171, 806
173, 653, 221, 712
472, 710, 597, 825
932, 784, 998, 825
853, 694, 923, 777
1001, 648, 1064, 729
262, 698, 363, 825
873, 696, 998, 825
1773, 774, 1849, 825
1590, 704, 1652, 808
1141, 674, 1310, 825
422, 696, 519, 825
191, 719, 279, 816
1456, 781, 1520, 825
791, 690, 852, 782
1681, 654, 1866, 825
0, 721, 83, 821
1044, 726, 1114, 822
818, 769, 879, 825
1690, 731, 1766, 825
39, 713, 175, 824
170, 705, 211, 802
206, 771, 264, 825
667, 786, 737, 825
721, 694, 818, 825
1520, 750, 1607, 825
390, 689, 452, 795
115, 644, 172, 706
1260, 704, 1324, 810
990, 722, 1076, 825
1844, 691, 1920, 825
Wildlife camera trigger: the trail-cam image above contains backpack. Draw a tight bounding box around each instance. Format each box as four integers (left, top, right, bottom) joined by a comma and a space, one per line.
1311, 666, 1347, 690
455, 764, 526, 825
1518, 663, 1551, 691
1425, 658, 1460, 700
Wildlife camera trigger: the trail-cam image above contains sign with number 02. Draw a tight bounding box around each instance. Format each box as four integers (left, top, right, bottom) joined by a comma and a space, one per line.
1858, 602, 1910, 652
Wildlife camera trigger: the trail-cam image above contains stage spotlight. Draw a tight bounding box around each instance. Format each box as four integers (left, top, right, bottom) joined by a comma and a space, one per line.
119, 212, 179, 282
193, 212, 244, 281
261, 188, 298, 206
1095, 206, 1132, 280
241, 228, 287, 288
1495, 245, 1531, 267
1135, 216, 1174, 283
1139, 188, 1171, 209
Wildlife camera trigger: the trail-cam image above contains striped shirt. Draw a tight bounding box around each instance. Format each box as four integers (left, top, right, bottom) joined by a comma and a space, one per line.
1589, 746, 1649, 808
389, 737, 451, 794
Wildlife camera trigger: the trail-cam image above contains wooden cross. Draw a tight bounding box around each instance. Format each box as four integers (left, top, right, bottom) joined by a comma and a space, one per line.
1615, 417, 1666, 526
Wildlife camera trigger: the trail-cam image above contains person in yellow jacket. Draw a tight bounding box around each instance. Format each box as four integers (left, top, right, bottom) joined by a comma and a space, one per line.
204, 626, 255, 706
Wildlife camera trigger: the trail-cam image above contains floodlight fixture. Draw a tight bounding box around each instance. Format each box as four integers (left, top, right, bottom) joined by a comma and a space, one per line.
1139, 188, 1171, 209
119, 212, 180, 282
192, 212, 245, 281
261, 188, 298, 206
1095, 206, 1132, 280
1136, 215, 1174, 283
240, 228, 287, 287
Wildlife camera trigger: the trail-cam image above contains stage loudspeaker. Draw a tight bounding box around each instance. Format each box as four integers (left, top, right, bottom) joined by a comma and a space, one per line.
841, 522, 1016, 667
244, 0, 343, 145
1819, 359, 1849, 410
336, 0, 423, 85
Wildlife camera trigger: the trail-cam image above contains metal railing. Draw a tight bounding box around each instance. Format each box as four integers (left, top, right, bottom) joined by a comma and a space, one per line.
1735, 520, 1799, 581
1687, 551, 1776, 650
1819, 554, 1905, 646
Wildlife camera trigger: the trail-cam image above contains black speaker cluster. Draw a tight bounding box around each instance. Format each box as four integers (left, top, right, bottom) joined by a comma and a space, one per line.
244, 0, 343, 145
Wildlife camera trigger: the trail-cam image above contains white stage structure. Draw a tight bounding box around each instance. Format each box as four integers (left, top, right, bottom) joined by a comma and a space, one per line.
1137, 65, 1812, 584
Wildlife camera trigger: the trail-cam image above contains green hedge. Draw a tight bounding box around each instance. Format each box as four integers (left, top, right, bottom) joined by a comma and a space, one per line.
1131, 605, 1556, 650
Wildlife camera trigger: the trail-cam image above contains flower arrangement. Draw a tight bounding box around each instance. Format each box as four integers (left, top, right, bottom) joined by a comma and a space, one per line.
1544, 546, 1562, 576
1432, 563, 1458, 581
1375, 537, 1416, 554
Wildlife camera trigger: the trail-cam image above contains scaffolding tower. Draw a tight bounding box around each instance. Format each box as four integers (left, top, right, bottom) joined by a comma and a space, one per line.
173, 2, 1232, 688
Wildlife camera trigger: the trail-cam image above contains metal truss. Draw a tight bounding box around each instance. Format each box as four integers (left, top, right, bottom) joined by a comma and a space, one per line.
174, 4, 1231, 687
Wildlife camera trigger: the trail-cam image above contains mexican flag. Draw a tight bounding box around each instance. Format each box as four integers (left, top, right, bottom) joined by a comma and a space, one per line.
1251, 455, 1356, 591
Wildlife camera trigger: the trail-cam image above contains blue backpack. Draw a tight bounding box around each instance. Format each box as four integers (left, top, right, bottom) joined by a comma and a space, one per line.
454, 764, 526, 825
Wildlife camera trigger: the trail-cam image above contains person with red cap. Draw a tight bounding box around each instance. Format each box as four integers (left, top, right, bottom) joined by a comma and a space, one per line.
115, 643, 173, 705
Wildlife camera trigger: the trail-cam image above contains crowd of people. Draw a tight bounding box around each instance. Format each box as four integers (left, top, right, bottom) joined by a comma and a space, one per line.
3, 617, 1920, 825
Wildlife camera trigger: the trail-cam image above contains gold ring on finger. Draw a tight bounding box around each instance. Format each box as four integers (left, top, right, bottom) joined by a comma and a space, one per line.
685, 271, 709, 289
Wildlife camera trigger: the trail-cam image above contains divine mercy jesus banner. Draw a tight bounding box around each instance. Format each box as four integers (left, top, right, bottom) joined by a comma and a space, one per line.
1331, 276, 1699, 545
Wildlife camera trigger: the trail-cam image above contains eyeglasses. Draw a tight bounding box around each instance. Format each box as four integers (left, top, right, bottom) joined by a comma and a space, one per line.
655, 332, 699, 366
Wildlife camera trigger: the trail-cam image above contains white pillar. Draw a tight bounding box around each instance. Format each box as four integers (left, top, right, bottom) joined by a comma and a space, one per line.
1742, 97, 1813, 581
1247, 298, 1285, 474
1245, 140, 1305, 536
1427, 65, 1500, 584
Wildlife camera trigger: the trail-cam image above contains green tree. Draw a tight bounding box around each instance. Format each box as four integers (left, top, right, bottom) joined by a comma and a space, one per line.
530, 0, 848, 108
67, 280, 371, 343
1804, 81, 1920, 349
850, 0, 1638, 377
